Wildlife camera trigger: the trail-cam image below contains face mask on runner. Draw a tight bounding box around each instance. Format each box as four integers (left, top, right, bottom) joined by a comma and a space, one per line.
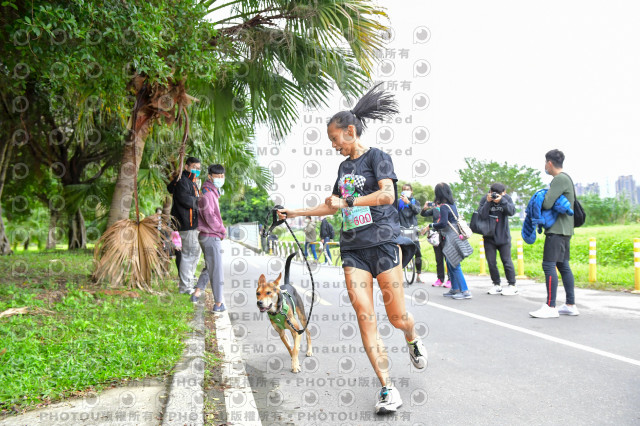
190, 169, 201, 178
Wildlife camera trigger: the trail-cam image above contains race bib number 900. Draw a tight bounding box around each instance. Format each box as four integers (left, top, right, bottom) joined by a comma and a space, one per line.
342, 206, 373, 231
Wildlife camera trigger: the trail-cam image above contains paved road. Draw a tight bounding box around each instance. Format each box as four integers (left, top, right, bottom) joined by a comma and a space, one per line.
219, 240, 640, 426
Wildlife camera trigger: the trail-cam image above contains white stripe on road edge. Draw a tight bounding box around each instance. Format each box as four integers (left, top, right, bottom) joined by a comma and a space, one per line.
406, 296, 640, 368
215, 308, 262, 425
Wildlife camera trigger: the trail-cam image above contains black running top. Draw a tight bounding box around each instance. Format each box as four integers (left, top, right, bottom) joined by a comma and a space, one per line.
332, 148, 400, 250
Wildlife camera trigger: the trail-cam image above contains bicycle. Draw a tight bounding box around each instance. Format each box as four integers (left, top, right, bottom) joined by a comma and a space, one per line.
400, 226, 422, 285
403, 255, 416, 284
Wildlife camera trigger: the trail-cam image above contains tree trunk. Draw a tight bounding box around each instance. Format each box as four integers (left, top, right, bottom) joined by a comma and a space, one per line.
106, 113, 153, 228
68, 209, 87, 250
46, 208, 60, 249
0, 139, 13, 255
23, 236, 30, 251
0, 209, 12, 255
162, 195, 172, 216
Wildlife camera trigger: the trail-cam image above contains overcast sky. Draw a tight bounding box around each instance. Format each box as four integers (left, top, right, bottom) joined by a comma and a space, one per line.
245, 0, 640, 209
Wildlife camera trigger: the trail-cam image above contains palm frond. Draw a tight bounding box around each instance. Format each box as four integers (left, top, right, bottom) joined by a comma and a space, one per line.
93, 214, 174, 291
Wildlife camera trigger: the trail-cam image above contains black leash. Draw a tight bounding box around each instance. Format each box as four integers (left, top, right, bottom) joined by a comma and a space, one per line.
262, 205, 316, 335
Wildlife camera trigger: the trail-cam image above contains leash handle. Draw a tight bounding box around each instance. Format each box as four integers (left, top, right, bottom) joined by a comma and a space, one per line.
262, 205, 286, 238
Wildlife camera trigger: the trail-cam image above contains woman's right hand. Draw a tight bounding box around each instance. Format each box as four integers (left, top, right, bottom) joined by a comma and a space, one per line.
277, 208, 295, 220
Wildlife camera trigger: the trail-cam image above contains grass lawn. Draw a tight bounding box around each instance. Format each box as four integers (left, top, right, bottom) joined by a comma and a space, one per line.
0, 249, 193, 414
277, 224, 640, 291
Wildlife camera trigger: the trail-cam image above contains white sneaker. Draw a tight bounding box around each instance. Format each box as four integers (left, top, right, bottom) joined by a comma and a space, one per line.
558, 304, 580, 316
529, 304, 559, 318
488, 285, 502, 295
375, 385, 402, 414
501, 285, 519, 296
407, 338, 428, 369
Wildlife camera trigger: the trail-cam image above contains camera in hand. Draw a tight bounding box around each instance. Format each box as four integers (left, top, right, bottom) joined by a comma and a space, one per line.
491, 192, 500, 200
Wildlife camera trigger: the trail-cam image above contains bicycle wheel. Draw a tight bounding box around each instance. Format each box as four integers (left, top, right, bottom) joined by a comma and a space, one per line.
404, 257, 416, 284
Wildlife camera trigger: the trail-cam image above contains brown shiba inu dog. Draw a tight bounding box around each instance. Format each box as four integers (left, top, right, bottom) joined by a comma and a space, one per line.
256, 252, 313, 373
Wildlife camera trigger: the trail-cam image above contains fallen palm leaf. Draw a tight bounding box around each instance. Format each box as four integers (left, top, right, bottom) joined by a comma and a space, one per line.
0, 306, 56, 318
0, 307, 29, 318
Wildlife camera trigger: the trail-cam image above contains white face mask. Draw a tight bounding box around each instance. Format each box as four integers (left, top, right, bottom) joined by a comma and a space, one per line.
402, 190, 412, 198
305, 219, 311, 223
213, 177, 225, 188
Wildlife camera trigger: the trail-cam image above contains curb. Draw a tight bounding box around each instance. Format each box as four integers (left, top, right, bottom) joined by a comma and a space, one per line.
162, 302, 205, 426
214, 308, 262, 425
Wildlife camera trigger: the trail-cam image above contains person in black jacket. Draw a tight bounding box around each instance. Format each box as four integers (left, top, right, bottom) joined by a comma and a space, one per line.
478, 182, 517, 295
167, 156, 202, 294
398, 183, 424, 283
319, 217, 334, 265
420, 202, 450, 288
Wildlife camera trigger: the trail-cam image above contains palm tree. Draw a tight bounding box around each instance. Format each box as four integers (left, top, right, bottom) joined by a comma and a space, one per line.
106, 0, 388, 227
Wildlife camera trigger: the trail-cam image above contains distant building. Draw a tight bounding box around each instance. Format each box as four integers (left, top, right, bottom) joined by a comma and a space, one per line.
576, 182, 600, 197
615, 175, 637, 204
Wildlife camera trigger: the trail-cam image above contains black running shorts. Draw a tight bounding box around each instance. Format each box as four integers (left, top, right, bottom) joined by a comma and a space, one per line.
340, 242, 401, 277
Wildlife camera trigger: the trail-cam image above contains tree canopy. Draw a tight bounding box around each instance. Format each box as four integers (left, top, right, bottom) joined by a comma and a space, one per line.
451, 157, 544, 218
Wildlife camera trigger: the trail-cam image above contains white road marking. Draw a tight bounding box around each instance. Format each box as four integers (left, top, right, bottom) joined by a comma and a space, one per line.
405, 295, 640, 368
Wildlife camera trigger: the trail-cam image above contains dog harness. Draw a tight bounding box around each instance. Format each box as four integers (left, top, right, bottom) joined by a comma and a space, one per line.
268, 290, 297, 331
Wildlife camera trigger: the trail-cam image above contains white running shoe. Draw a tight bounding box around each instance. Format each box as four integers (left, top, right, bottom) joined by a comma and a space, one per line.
375, 385, 402, 414
529, 304, 559, 318
501, 285, 519, 296
488, 285, 502, 295
407, 338, 428, 369
558, 304, 580, 316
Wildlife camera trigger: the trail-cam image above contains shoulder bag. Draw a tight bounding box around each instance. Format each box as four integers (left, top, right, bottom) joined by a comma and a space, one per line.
444, 204, 473, 240
470, 210, 497, 237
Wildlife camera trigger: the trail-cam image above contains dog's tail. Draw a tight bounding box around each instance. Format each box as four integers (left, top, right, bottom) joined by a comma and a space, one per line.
284, 252, 296, 286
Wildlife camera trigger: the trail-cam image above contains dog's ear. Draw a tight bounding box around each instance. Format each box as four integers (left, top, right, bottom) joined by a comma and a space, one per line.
258, 274, 266, 285
274, 272, 282, 285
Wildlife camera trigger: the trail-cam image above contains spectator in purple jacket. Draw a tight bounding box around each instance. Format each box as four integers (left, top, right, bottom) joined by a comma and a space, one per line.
191, 164, 227, 312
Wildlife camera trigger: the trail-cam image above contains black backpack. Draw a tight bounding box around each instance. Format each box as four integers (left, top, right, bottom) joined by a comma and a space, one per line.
564, 173, 586, 227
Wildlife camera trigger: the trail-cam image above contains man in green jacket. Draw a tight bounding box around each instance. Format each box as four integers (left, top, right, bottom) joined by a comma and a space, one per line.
530, 149, 580, 318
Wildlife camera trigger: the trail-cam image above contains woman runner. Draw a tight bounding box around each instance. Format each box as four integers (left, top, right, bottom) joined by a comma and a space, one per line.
277, 84, 427, 414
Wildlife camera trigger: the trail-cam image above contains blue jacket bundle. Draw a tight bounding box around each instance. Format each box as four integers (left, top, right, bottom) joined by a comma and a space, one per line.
521, 189, 574, 244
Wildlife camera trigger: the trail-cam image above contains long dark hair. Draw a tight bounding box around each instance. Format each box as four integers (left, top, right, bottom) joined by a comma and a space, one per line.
327, 83, 399, 137
434, 182, 455, 205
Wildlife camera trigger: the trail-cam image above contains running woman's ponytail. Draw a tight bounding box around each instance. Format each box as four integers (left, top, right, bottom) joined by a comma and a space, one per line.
328, 83, 399, 137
